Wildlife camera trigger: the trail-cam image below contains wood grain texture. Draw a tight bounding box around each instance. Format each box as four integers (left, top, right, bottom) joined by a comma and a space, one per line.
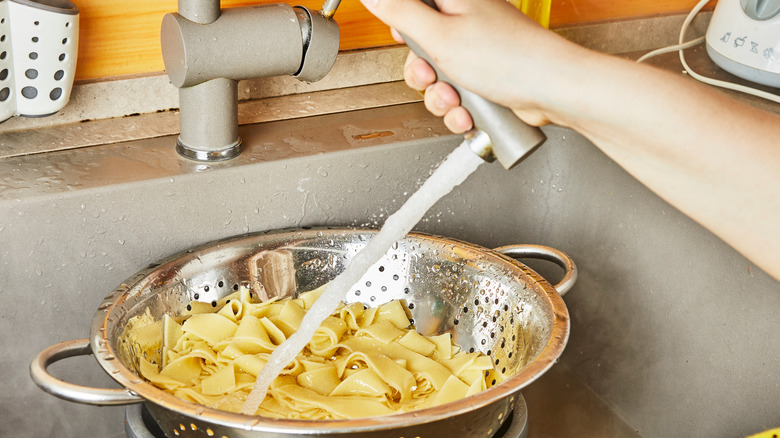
549, 0, 715, 26
74, 0, 712, 81
74, 0, 395, 80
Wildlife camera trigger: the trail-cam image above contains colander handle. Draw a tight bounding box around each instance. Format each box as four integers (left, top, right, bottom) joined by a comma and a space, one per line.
494, 244, 577, 296
30, 338, 144, 406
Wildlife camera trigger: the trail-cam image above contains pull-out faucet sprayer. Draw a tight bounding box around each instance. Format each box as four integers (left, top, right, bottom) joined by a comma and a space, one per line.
403, 0, 547, 169
161, 0, 340, 161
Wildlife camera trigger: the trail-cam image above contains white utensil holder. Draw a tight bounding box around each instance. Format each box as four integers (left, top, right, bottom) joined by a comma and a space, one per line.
0, 0, 78, 122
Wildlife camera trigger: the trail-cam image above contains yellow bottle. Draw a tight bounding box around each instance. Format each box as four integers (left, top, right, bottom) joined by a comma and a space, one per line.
508, 0, 551, 28
746, 427, 780, 438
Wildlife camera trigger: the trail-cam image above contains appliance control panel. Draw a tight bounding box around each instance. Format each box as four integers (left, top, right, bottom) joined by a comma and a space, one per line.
705, 0, 780, 86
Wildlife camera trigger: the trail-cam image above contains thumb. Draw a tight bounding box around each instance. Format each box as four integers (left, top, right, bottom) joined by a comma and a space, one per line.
360, 0, 444, 45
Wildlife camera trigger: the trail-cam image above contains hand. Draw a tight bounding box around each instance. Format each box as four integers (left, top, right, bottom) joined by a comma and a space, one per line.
361, 0, 578, 133
361, 0, 780, 282
402, 50, 474, 134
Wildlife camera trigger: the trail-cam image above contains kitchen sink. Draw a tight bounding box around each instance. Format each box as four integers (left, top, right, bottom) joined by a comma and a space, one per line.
1, 101, 777, 438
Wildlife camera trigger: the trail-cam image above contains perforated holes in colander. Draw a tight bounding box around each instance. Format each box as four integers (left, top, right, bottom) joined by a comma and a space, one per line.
356, 263, 416, 324
448, 277, 530, 384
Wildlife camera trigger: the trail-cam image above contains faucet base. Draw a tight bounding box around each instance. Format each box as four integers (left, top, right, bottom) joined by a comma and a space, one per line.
175, 138, 243, 162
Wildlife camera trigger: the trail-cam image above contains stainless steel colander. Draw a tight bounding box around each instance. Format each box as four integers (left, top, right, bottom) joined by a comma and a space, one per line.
31, 228, 575, 438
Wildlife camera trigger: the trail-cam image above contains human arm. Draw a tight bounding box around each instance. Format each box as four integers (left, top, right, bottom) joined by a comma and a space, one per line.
360, 0, 780, 281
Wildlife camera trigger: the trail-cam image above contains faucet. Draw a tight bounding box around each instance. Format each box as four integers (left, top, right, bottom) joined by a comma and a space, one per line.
160, 0, 341, 161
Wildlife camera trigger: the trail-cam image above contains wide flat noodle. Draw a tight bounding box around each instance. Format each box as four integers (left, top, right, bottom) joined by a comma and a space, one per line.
126, 286, 503, 419
182, 313, 237, 345
274, 384, 395, 419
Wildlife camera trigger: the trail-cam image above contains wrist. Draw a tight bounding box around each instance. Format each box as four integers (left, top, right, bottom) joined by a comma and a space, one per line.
516, 35, 604, 130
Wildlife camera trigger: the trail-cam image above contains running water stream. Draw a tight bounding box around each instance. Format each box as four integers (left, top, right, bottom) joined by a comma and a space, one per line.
241, 141, 485, 415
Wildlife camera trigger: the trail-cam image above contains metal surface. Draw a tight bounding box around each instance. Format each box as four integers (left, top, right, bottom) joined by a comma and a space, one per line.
495, 245, 578, 297
176, 78, 242, 161
34, 228, 571, 437
30, 339, 143, 405
125, 397, 530, 438
293, 7, 340, 82
32, 242, 577, 409
126, 404, 164, 438
319, 0, 341, 19
465, 130, 496, 162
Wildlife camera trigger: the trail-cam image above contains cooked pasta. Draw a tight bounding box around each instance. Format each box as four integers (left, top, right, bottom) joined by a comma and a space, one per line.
124, 285, 503, 419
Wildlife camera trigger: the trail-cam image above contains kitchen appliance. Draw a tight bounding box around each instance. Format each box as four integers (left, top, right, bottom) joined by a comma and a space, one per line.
705, 0, 780, 87
31, 228, 575, 438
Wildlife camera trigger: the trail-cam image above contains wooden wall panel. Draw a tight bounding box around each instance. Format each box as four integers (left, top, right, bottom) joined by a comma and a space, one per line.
73, 0, 714, 81
549, 0, 715, 26
75, 0, 395, 80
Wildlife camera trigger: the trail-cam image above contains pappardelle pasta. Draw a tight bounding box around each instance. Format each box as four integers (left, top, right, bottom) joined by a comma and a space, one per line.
123, 285, 504, 419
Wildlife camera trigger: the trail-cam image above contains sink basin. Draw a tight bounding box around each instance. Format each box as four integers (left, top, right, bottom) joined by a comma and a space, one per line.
1, 102, 778, 438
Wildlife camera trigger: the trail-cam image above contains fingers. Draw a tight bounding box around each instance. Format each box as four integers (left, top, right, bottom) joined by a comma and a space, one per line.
443, 107, 474, 134
424, 82, 459, 116
361, 0, 475, 134
423, 82, 473, 133
390, 28, 404, 44
404, 52, 436, 91
405, 51, 475, 133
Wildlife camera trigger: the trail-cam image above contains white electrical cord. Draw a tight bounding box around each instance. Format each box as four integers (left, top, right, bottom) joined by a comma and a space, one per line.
638, 0, 780, 104
636, 36, 705, 63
